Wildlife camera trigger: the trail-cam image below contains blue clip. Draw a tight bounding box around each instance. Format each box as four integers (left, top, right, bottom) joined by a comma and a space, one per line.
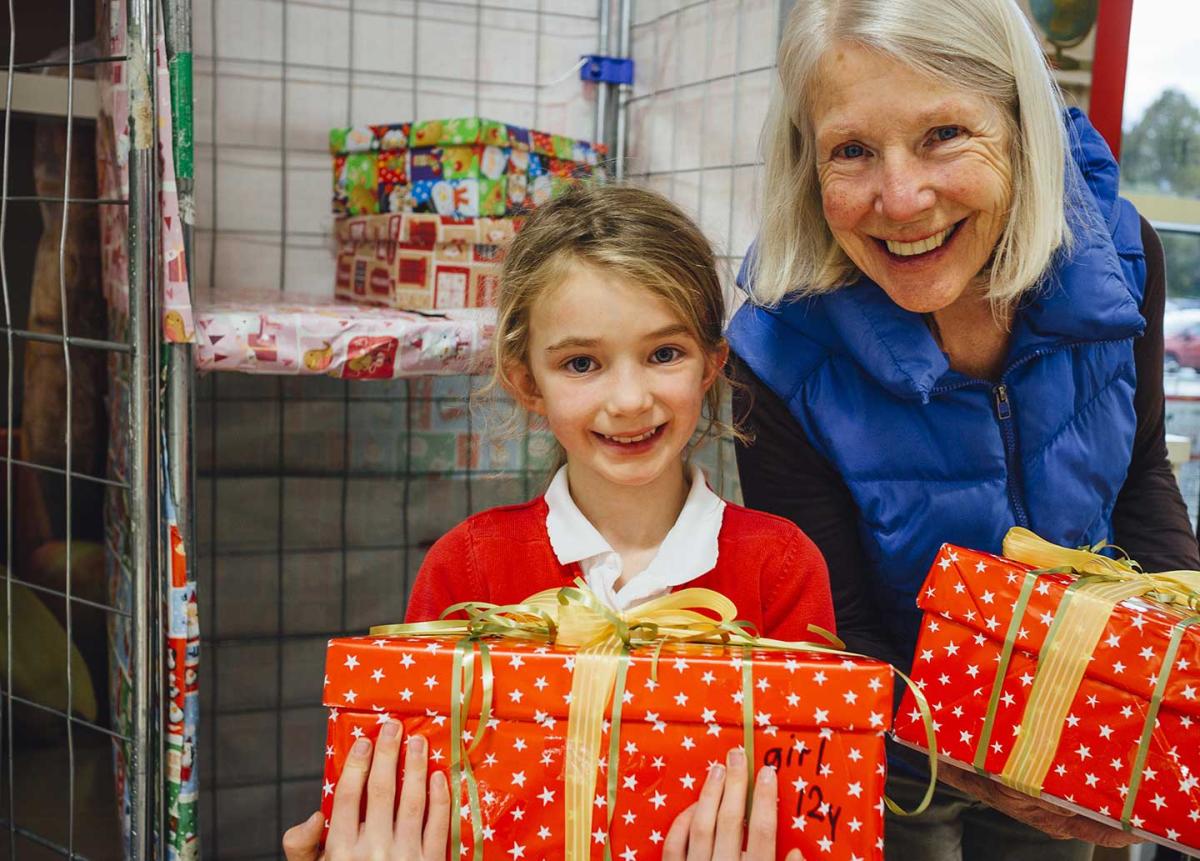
579, 55, 635, 86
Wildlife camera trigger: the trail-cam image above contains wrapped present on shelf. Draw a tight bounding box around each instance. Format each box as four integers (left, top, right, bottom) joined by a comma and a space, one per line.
893, 528, 1200, 856
333, 213, 519, 310
321, 587, 916, 861
329, 117, 607, 216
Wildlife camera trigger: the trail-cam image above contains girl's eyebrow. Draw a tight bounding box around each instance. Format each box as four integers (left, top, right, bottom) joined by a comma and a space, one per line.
543, 324, 691, 354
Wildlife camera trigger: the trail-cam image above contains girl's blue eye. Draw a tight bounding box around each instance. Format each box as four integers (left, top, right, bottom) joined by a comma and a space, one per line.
933, 126, 962, 142
652, 346, 681, 364
566, 356, 595, 374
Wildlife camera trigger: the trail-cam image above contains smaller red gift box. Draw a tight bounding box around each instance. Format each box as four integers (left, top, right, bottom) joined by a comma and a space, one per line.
893, 540, 1200, 854
322, 633, 896, 861
332, 213, 518, 310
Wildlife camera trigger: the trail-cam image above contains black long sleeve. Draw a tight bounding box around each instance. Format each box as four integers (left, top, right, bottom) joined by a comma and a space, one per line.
1109, 218, 1200, 570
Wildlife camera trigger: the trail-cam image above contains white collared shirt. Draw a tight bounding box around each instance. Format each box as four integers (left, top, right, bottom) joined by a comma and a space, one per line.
544, 463, 726, 611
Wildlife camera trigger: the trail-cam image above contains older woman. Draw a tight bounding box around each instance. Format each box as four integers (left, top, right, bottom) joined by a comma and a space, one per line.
726, 1, 1200, 859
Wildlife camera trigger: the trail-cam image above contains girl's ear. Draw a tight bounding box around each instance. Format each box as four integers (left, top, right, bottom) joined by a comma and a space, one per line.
503, 362, 548, 416
703, 342, 730, 391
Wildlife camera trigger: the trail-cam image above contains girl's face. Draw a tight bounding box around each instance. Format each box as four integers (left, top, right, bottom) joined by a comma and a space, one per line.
513, 262, 725, 494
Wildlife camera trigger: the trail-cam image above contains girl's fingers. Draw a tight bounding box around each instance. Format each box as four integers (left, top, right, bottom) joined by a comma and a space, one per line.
744, 766, 779, 861
363, 722, 403, 844
281, 810, 325, 861
394, 735, 430, 847
328, 737, 373, 847
421, 770, 451, 860
686, 761, 726, 861
712, 748, 749, 858
784, 850, 804, 861
662, 803, 695, 861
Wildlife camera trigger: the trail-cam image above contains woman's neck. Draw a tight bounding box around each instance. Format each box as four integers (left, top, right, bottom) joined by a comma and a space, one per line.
929, 286, 1014, 382
565, 460, 691, 557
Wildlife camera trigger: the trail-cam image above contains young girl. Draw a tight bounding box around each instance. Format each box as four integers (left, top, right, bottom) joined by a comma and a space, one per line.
284, 184, 825, 861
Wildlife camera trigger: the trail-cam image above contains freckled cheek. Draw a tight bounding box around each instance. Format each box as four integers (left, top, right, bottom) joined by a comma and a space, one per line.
820, 185, 872, 231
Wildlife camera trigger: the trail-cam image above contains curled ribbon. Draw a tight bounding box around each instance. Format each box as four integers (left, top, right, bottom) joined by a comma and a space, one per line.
372, 583, 937, 860
979, 528, 1200, 830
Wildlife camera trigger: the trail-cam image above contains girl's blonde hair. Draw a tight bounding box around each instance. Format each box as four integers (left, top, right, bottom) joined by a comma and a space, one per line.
492, 182, 736, 449
753, 0, 1073, 308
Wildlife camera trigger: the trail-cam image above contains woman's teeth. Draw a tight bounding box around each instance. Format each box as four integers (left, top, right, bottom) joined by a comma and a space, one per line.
885, 225, 953, 257
603, 428, 658, 444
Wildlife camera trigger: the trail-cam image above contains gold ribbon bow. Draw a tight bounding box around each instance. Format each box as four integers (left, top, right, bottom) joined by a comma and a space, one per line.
978, 528, 1200, 829
373, 583, 937, 860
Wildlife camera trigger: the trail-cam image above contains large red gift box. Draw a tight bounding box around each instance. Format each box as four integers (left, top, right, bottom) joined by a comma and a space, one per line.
893, 542, 1200, 854
322, 634, 895, 860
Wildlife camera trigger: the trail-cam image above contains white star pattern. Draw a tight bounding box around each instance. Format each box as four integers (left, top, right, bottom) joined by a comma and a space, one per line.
320, 628, 904, 859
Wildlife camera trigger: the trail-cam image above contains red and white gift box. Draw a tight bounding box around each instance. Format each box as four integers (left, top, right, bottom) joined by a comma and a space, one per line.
893, 543, 1200, 854
322, 634, 896, 860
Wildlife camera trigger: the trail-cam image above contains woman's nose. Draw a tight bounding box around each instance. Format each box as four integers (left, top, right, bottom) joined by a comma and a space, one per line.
874, 154, 937, 223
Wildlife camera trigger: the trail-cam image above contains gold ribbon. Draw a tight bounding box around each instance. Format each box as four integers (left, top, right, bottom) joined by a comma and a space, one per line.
372, 582, 937, 859
990, 528, 1200, 804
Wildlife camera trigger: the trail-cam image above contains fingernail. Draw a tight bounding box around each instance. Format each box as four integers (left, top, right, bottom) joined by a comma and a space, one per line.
728, 747, 745, 768
352, 737, 371, 756
380, 721, 400, 740
758, 765, 777, 786
431, 770, 447, 793
709, 763, 725, 782
408, 735, 426, 755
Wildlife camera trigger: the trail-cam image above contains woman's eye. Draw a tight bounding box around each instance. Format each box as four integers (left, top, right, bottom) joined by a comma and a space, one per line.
651, 346, 681, 364
932, 126, 962, 143
834, 142, 867, 160
565, 356, 595, 374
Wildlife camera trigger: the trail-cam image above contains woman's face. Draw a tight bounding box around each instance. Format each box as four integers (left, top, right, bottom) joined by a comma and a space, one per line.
811, 42, 1014, 315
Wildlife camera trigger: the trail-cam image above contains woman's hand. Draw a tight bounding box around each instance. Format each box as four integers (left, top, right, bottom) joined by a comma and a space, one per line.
281, 722, 450, 861
936, 761, 1141, 848
663, 747, 804, 861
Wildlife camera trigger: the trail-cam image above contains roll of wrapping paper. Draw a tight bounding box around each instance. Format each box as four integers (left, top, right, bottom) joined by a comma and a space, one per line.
974, 528, 1200, 828
371, 582, 938, 861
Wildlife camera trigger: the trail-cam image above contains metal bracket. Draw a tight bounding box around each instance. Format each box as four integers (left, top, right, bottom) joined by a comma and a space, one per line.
579, 55, 634, 86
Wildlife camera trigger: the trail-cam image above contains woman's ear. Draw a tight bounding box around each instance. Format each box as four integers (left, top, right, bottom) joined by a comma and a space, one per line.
503, 362, 547, 416
703, 342, 731, 391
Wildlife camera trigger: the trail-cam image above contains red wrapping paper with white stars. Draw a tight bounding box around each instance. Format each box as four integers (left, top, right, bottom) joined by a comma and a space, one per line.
893, 544, 1200, 854
322, 635, 894, 860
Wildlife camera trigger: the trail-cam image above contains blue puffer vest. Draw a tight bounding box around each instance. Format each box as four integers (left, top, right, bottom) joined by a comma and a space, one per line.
727, 109, 1147, 656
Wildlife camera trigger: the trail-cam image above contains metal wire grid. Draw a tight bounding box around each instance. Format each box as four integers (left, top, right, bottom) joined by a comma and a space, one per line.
194, 1, 597, 856
0, 0, 160, 859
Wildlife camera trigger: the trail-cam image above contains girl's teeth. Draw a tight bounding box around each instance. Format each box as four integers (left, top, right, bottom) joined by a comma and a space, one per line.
607, 428, 656, 443
885, 226, 952, 257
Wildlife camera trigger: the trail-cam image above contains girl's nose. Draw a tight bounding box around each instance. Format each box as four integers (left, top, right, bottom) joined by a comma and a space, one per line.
874, 153, 937, 223
606, 367, 655, 416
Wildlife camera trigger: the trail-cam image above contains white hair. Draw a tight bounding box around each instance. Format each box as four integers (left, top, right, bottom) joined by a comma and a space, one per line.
751, 0, 1075, 307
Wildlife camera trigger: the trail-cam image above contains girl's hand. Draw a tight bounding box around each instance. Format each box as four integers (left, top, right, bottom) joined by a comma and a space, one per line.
281, 722, 450, 861
663, 747, 804, 861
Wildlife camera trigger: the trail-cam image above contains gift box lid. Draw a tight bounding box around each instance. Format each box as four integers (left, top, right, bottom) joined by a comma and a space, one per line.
329, 123, 411, 155
330, 117, 607, 162
918, 544, 1200, 717
334, 213, 520, 246
323, 635, 893, 734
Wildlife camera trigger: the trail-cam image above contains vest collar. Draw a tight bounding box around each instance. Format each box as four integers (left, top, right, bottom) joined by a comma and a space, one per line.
778, 110, 1144, 403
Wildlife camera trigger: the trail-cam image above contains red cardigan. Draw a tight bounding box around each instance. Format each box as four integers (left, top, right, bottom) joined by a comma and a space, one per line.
406, 497, 835, 642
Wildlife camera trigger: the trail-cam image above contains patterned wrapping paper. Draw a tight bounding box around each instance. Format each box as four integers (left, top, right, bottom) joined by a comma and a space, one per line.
893, 544, 1200, 854
96, 0, 194, 343
193, 296, 496, 378
332, 213, 518, 310
330, 117, 606, 217
321, 636, 893, 861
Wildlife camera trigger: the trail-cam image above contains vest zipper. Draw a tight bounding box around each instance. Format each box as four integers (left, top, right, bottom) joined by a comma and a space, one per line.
992, 383, 1029, 528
